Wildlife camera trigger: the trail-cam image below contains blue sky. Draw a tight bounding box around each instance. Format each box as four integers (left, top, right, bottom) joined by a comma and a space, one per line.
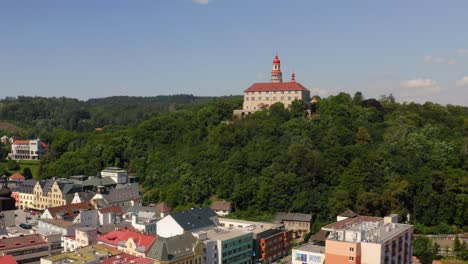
1, 0, 467, 105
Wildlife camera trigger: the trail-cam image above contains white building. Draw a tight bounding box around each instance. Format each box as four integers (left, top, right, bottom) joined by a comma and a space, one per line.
100, 167, 128, 184
292, 243, 325, 264
8, 139, 46, 160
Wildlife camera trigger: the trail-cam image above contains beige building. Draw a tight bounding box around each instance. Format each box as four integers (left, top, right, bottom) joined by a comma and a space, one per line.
322, 214, 414, 264
32, 179, 78, 210
275, 212, 312, 241
234, 54, 311, 116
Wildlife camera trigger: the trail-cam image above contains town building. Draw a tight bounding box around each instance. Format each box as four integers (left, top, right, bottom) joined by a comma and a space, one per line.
194, 227, 253, 264
275, 212, 312, 241
11, 179, 36, 210
234, 54, 311, 116
8, 139, 47, 160
9, 173, 25, 182
322, 214, 414, 264
156, 207, 218, 238
40, 244, 121, 264
211, 201, 232, 216
292, 243, 325, 264
97, 230, 156, 257
146, 232, 204, 264
0, 178, 17, 228
41, 201, 95, 221
63, 227, 98, 252
218, 218, 292, 263
0, 233, 62, 264
31, 178, 82, 210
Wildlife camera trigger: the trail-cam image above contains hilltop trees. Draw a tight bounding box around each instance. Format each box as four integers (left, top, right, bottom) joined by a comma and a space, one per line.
12, 94, 468, 229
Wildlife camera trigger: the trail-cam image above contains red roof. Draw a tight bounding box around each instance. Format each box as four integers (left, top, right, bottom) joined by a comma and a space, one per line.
245, 82, 310, 92
100, 253, 154, 264
0, 234, 47, 251
157, 202, 172, 213
99, 206, 124, 215
0, 255, 18, 264
12, 140, 30, 145
9, 173, 25, 180
46, 201, 94, 220
98, 230, 156, 251
211, 201, 232, 211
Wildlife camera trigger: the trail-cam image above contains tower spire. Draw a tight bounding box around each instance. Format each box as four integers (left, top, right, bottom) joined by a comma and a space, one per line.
271, 54, 283, 83
291, 71, 296, 82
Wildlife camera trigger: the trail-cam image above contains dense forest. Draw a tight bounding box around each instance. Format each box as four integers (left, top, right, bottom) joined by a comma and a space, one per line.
0, 95, 214, 136
1, 93, 467, 233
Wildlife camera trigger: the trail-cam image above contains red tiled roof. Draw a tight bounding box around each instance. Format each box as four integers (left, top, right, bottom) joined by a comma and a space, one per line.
245, 82, 310, 92
12, 140, 30, 145
46, 201, 94, 219
157, 202, 172, 213
211, 201, 232, 211
99, 206, 124, 215
0, 234, 47, 251
0, 255, 18, 264
322, 216, 383, 231
100, 253, 153, 264
9, 173, 25, 180
98, 230, 156, 251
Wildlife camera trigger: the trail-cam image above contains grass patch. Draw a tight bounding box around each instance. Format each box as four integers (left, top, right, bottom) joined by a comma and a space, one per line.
0, 160, 40, 179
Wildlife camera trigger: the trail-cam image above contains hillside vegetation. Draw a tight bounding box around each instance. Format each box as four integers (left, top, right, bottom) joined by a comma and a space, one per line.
19, 92, 466, 231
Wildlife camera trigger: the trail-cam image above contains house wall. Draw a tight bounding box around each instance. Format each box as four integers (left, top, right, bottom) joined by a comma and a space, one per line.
325, 240, 361, 264
242, 90, 310, 112
156, 216, 184, 238
292, 249, 325, 264
218, 233, 253, 264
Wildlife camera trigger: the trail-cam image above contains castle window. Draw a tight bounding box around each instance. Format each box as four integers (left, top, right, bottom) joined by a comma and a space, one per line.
258, 97, 262, 100
246, 97, 249, 101
266, 97, 269, 100
251, 97, 255, 101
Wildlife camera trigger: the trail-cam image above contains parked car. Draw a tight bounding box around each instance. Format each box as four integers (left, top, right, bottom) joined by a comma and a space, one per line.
19, 223, 32, 229
30, 212, 36, 216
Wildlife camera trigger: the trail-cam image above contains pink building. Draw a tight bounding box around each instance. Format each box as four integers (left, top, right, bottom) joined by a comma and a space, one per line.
323, 214, 414, 264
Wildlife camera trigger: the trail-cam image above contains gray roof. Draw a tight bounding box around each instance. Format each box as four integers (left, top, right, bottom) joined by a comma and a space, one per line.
171, 207, 217, 232
102, 187, 139, 204
11, 179, 37, 193
275, 212, 312, 222
80, 176, 117, 187
146, 232, 197, 261
39, 179, 54, 195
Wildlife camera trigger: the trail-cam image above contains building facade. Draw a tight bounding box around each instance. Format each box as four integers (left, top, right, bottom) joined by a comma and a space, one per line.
322, 215, 414, 264
146, 232, 204, 264
234, 55, 311, 116
8, 139, 46, 160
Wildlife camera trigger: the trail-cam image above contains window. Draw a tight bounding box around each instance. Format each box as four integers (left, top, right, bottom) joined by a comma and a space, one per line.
349, 256, 354, 262
251, 97, 255, 101
349, 247, 354, 252
266, 97, 269, 100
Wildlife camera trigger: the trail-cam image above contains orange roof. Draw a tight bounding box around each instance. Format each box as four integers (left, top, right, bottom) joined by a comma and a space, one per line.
0, 255, 18, 264
157, 202, 172, 213
245, 82, 310, 92
12, 140, 30, 145
46, 201, 94, 219
98, 230, 156, 251
9, 173, 25, 180
211, 201, 232, 211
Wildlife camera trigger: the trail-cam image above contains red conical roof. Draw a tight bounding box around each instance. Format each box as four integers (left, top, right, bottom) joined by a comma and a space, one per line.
273, 54, 280, 64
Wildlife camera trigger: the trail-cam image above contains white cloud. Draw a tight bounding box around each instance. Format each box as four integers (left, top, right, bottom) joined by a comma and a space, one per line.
423, 55, 456, 65
400, 78, 442, 95
456, 49, 468, 56
192, 0, 210, 5
456, 76, 468, 87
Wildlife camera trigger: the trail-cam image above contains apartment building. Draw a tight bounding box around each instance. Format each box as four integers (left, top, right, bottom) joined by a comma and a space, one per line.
275, 212, 312, 241
0, 234, 62, 264
146, 232, 204, 264
8, 139, 47, 160
322, 214, 414, 264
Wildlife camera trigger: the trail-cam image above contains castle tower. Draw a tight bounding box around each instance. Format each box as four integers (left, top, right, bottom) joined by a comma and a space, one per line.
271, 54, 283, 83
291, 71, 296, 83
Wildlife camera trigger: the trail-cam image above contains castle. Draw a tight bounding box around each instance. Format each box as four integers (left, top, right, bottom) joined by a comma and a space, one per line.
234, 54, 311, 117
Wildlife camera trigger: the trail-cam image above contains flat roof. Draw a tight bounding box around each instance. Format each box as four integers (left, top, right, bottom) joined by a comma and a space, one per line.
218, 218, 283, 234
42, 244, 121, 262
295, 243, 325, 254
201, 227, 252, 241
327, 221, 413, 244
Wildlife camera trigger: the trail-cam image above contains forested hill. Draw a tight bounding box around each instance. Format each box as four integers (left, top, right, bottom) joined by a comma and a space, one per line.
0, 95, 218, 136
33, 92, 468, 231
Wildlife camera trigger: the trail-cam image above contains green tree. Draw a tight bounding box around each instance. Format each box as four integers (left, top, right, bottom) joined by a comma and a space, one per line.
22, 167, 33, 179
355, 127, 371, 145
414, 236, 435, 264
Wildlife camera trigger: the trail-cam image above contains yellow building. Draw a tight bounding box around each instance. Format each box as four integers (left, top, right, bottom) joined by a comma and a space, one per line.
32, 179, 78, 210
146, 232, 204, 264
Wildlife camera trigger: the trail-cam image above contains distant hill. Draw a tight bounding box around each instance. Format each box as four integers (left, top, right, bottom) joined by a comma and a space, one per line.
0, 94, 233, 136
